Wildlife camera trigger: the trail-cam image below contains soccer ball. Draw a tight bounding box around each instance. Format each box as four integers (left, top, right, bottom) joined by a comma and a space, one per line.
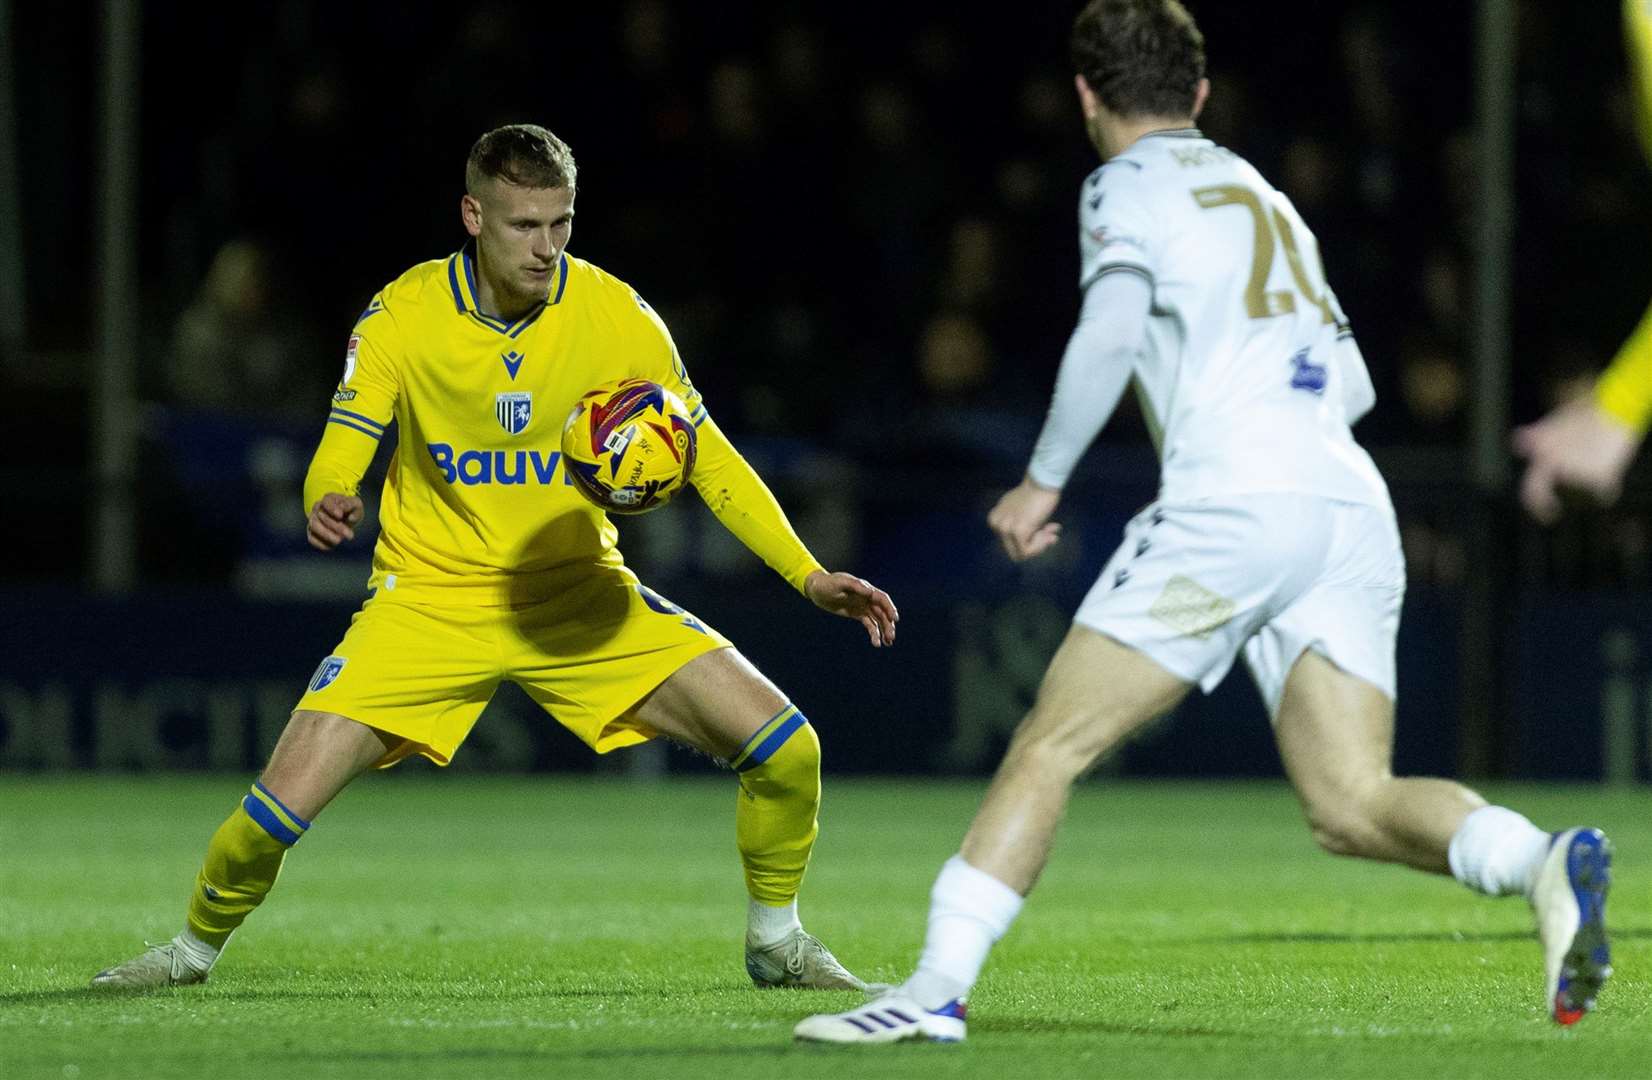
561, 378, 698, 514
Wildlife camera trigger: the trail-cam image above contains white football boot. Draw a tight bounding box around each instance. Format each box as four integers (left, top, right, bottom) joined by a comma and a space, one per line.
1529, 827, 1612, 1025
746, 928, 873, 991
90, 936, 213, 990
794, 989, 967, 1043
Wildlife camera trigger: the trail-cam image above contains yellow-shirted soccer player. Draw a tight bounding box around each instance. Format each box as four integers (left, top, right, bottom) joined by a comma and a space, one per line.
1515, 0, 1652, 520
91, 124, 899, 992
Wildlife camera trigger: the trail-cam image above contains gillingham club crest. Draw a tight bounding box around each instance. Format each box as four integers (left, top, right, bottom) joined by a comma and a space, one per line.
308, 656, 347, 692
496, 392, 532, 435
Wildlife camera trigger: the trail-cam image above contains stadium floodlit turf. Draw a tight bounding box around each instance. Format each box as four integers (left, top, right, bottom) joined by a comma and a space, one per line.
2, 775, 1648, 1080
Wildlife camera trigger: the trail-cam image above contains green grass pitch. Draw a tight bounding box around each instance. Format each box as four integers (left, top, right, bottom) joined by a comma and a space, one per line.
2, 775, 1648, 1079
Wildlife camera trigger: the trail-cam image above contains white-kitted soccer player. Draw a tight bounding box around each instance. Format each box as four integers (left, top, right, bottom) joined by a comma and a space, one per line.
797, 0, 1611, 1044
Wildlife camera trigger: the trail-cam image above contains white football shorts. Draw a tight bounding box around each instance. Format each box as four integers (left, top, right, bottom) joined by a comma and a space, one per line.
1073, 493, 1404, 719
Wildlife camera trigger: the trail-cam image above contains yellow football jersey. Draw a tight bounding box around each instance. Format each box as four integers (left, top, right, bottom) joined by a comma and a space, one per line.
303, 244, 824, 604
1594, 0, 1652, 432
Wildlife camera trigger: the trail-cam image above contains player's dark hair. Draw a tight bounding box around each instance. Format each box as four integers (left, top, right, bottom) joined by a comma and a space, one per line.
1070, 0, 1206, 118
465, 124, 578, 194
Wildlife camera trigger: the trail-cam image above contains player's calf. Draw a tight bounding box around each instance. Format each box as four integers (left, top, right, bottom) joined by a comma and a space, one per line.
91, 782, 310, 989
733, 705, 820, 915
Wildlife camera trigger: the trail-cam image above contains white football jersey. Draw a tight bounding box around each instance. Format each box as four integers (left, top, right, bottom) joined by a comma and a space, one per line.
1079, 128, 1389, 508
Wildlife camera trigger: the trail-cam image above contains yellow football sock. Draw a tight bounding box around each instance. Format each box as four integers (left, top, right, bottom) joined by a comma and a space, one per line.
185, 782, 310, 949
731, 705, 820, 905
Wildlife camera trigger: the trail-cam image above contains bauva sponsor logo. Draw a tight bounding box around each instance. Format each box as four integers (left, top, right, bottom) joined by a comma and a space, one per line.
426, 443, 573, 486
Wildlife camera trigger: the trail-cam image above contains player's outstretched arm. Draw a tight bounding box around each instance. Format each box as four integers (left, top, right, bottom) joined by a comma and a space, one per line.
803, 570, 899, 647
306, 493, 365, 551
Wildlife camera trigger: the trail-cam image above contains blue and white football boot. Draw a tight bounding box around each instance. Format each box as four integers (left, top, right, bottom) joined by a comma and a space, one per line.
793, 989, 967, 1043
1529, 827, 1612, 1025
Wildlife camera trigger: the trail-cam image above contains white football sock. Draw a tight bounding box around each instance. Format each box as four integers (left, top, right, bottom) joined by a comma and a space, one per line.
1447, 805, 1552, 897
172, 928, 221, 973
902, 854, 1024, 1010
746, 898, 802, 948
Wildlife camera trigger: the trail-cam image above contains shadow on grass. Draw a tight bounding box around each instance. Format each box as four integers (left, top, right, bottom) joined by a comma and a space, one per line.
0, 981, 849, 1007
1212, 927, 1652, 945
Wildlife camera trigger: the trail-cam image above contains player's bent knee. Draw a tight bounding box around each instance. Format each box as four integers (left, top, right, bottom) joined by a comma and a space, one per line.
1302, 801, 1383, 858
735, 712, 820, 801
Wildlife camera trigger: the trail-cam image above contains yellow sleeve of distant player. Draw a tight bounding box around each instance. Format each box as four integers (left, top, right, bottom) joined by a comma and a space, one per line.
1596, 300, 1652, 432
1594, 5, 1652, 431
1629, 0, 1652, 164
302, 306, 400, 513
690, 415, 826, 594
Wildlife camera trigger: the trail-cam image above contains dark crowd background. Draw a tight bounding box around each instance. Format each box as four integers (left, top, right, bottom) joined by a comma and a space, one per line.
6, 1, 1652, 779
4, 0, 1650, 588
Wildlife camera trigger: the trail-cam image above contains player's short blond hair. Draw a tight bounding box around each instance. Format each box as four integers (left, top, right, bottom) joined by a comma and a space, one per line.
465, 124, 578, 195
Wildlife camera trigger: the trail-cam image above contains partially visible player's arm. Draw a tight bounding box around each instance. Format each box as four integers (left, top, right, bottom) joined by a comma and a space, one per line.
990, 271, 1148, 562
690, 417, 826, 592
1511, 4, 1652, 523
303, 317, 399, 549
1513, 305, 1650, 523
1595, 303, 1652, 433
636, 293, 896, 642
1027, 270, 1151, 489
1629, 0, 1652, 164
1595, 0, 1652, 433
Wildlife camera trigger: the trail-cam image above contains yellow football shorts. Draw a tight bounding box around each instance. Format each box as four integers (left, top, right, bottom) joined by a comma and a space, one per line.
292, 563, 731, 766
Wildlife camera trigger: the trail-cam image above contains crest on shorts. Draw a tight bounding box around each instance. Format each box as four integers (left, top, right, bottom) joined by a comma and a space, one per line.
496, 391, 532, 435
308, 656, 347, 692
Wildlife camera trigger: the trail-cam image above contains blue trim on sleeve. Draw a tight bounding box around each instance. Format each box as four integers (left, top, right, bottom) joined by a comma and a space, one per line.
328, 416, 385, 440
253, 781, 312, 830
329, 407, 385, 433
241, 794, 302, 845
735, 710, 809, 772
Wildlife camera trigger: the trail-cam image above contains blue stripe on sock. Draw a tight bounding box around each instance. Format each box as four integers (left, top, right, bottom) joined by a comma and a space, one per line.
733, 705, 796, 759
253, 781, 312, 831
735, 710, 808, 772
242, 794, 302, 845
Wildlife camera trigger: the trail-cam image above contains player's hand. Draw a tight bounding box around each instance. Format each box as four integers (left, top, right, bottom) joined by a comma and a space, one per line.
1511, 396, 1642, 524
306, 493, 365, 551
988, 476, 1063, 562
803, 570, 899, 647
